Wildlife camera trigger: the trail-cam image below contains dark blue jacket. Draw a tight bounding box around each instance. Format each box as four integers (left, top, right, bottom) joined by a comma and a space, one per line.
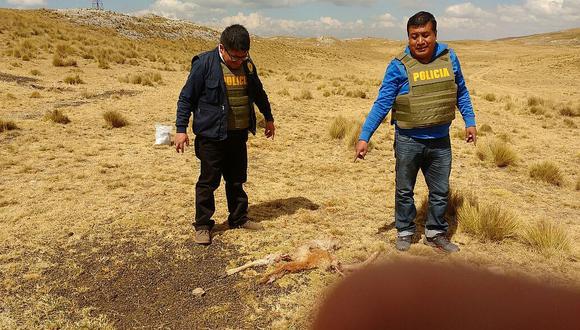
176, 48, 273, 140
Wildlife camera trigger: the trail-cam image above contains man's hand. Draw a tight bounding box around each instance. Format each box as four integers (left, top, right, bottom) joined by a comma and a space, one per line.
175, 133, 190, 153
354, 140, 368, 162
265, 121, 275, 140
465, 126, 477, 145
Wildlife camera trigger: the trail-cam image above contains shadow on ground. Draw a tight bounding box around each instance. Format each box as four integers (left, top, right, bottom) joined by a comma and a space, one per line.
248, 197, 319, 222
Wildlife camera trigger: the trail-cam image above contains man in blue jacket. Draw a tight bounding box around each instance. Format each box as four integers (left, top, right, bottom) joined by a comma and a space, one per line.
354, 11, 477, 253
175, 25, 275, 245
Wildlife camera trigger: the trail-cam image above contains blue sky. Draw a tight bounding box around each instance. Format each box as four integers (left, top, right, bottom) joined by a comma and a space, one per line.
2, 0, 579, 40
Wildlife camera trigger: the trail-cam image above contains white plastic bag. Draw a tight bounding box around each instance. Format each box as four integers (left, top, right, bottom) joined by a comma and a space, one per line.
155, 124, 172, 145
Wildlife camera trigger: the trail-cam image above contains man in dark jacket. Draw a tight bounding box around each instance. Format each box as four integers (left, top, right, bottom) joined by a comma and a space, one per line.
175, 24, 275, 245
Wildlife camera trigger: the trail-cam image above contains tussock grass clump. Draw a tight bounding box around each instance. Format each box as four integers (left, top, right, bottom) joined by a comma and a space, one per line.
44, 109, 70, 124
64, 74, 84, 85
345, 90, 366, 99
323, 90, 331, 97
489, 140, 517, 167
557, 104, 579, 117
527, 96, 544, 107
103, 110, 128, 128
483, 93, 496, 102
53, 54, 77, 67
345, 121, 366, 148
97, 56, 110, 69
286, 75, 299, 82
30, 69, 41, 76
563, 118, 577, 128
477, 139, 517, 167
0, 119, 19, 133
529, 161, 564, 186
119, 72, 162, 86
529, 105, 546, 115
30, 91, 41, 98
479, 124, 493, 133
293, 90, 313, 100
328, 116, 349, 139
523, 221, 570, 257
415, 189, 476, 240
458, 202, 519, 242
277, 88, 290, 97
576, 177, 580, 191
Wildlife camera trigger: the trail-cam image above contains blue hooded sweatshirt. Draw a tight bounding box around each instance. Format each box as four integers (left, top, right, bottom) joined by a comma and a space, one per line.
359, 42, 476, 142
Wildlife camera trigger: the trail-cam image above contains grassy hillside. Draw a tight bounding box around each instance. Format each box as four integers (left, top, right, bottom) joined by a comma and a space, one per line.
0, 8, 579, 329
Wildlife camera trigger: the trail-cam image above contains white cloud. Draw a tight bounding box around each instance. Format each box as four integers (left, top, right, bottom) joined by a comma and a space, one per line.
6, 0, 46, 6
219, 12, 367, 36
445, 2, 493, 18
374, 12, 398, 28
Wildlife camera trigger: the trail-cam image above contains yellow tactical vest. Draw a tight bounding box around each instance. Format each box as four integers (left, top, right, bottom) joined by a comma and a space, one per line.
221, 62, 250, 130
392, 50, 457, 129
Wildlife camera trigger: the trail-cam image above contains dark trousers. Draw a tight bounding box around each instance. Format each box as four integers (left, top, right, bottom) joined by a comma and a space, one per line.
194, 130, 249, 230
394, 132, 452, 238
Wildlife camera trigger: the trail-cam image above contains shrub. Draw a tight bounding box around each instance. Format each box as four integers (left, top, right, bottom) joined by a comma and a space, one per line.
30, 91, 41, 98
328, 116, 349, 139
523, 221, 570, 257
0, 119, 19, 132
44, 109, 70, 124
103, 110, 128, 128
458, 202, 519, 242
64, 74, 84, 85
527, 96, 544, 107
483, 93, 496, 102
529, 161, 563, 186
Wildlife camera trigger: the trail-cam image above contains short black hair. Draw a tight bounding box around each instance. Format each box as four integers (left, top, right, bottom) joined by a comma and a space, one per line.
220, 24, 250, 51
407, 11, 437, 35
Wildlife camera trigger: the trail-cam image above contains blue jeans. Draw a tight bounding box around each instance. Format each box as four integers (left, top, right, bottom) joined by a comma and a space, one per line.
394, 132, 451, 238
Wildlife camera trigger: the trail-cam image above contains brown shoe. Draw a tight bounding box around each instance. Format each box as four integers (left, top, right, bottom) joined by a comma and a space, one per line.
239, 220, 264, 231
195, 229, 211, 245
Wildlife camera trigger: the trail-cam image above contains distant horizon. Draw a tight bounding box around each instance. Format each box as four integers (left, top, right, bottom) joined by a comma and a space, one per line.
1, 0, 579, 41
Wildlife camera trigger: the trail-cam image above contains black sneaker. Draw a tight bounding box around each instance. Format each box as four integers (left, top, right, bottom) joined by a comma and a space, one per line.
396, 235, 413, 251
423, 234, 460, 253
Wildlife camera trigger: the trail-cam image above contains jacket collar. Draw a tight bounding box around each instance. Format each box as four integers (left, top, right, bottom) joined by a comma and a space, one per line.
404, 42, 448, 62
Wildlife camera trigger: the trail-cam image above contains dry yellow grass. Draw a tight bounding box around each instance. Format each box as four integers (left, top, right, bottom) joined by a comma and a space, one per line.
458, 202, 520, 242
529, 161, 564, 186
44, 109, 70, 124
523, 221, 571, 257
328, 116, 349, 139
1, 8, 579, 329
0, 119, 19, 132
103, 110, 128, 128
63, 74, 84, 85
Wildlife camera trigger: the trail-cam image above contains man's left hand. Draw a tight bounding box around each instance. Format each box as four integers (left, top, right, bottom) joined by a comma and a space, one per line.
465, 126, 477, 145
265, 121, 275, 140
